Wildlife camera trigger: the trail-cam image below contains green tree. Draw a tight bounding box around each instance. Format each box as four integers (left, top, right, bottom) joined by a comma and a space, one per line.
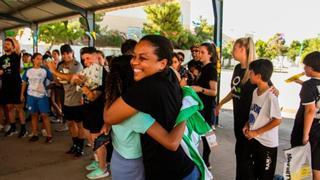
39, 21, 84, 48
255, 39, 268, 58
287, 40, 302, 62
265, 33, 288, 60
96, 27, 126, 47
194, 16, 214, 42
221, 40, 233, 67
143, 1, 183, 41
79, 12, 105, 34
175, 29, 201, 49
301, 38, 320, 61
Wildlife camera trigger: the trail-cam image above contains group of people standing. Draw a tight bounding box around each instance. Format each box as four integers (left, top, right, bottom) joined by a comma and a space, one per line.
1, 33, 319, 180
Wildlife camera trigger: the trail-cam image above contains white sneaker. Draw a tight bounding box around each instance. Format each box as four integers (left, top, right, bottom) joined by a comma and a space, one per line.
4, 125, 10, 132
28, 132, 34, 137
41, 129, 48, 137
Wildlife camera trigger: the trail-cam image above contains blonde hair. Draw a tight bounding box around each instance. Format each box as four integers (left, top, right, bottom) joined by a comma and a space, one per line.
234, 37, 256, 84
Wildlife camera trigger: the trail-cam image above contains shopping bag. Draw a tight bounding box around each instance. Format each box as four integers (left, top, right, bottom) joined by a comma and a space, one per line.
283, 143, 312, 180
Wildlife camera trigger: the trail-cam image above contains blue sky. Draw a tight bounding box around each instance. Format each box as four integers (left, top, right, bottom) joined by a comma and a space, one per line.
108, 0, 320, 44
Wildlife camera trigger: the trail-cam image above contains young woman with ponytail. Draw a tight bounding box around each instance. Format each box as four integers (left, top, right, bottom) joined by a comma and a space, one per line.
215, 37, 280, 180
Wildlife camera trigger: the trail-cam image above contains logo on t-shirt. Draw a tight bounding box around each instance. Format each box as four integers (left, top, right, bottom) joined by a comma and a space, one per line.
249, 103, 261, 125
2, 57, 11, 73
232, 76, 241, 99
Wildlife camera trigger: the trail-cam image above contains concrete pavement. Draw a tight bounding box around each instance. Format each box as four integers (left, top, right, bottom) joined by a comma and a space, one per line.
0, 109, 295, 180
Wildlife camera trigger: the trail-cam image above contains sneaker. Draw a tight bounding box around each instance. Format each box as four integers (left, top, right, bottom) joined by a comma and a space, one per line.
28, 132, 35, 137
86, 161, 99, 171
74, 146, 84, 158
50, 118, 62, 124
45, 136, 53, 143
4, 125, 11, 132
41, 129, 48, 137
29, 135, 39, 142
18, 129, 28, 138
4, 128, 18, 137
55, 123, 68, 132
205, 162, 212, 170
66, 145, 77, 154
86, 168, 109, 179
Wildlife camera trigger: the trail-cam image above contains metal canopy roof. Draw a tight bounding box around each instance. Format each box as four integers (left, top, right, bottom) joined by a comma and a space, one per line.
0, 0, 166, 31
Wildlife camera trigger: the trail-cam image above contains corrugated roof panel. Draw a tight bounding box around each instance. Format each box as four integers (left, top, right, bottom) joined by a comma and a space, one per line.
18, 8, 54, 22
0, 0, 167, 30
36, 3, 75, 15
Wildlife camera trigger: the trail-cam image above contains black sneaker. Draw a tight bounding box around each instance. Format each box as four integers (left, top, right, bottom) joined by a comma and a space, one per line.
45, 136, 53, 143
29, 135, 39, 142
18, 129, 28, 138
74, 147, 84, 158
5, 128, 18, 137
66, 145, 77, 154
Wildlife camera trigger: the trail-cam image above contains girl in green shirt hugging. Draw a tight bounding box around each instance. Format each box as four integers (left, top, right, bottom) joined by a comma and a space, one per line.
104, 55, 188, 180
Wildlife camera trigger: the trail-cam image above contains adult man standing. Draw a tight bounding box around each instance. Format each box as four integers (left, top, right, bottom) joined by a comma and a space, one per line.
50, 44, 85, 157
0, 38, 27, 137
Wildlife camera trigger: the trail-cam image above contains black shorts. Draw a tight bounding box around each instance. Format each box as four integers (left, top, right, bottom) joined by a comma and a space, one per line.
83, 101, 104, 134
1, 86, 21, 105
310, 120, 320, 170
62, 105, 84, 122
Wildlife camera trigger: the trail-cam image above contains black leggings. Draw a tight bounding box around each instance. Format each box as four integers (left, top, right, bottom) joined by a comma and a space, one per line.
201, 136, 211, 165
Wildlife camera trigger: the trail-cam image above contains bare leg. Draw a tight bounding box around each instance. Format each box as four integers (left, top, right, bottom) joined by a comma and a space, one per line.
41, 113, 52, 137
31, 114, 39, 135
92, 133, 106, 170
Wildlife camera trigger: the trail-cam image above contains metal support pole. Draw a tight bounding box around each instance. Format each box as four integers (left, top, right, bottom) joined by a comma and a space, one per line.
31, 24, 39, 53
85, 11, 95, 47
1, 31, 5, 55
212, 0, 223, 125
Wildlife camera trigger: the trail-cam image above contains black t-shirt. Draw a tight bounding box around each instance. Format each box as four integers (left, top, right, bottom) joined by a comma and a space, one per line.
122, 68, 194, 179
231, 64, 257, 134
187, 59, 202, 70
0, 53, 22, 89
196, 62, 217, 109
291, 78, 320, 146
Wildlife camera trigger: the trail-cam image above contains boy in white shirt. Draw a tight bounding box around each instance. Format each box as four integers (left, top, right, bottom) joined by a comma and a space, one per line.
243, 59, 282, 180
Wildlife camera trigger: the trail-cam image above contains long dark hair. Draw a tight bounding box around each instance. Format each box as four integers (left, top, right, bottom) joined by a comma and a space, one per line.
200, 42, 218, 65
105, 55, 134, 108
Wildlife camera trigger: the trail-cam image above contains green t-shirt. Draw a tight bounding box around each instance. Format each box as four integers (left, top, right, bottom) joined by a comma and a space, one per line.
111, 112, 155, 159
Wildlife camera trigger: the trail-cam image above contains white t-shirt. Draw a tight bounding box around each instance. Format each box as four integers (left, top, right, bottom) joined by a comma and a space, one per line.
248, 88, 282, 148
22, 67, 53, 98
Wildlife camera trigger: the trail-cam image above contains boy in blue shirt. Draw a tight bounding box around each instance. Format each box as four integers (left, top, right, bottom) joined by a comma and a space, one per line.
21, 53, 53, 143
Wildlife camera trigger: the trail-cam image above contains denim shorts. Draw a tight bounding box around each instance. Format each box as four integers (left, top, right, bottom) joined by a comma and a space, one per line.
26, 95, 50, 114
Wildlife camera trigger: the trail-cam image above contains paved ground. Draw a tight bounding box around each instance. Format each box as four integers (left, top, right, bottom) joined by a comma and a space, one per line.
0, 109, 294, 180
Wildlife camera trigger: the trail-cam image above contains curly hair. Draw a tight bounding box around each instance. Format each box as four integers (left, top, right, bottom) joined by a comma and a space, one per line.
105, 55, 134, 108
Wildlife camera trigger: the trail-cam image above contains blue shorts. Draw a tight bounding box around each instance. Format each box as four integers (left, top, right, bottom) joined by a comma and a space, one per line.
26, 96, 50, 114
